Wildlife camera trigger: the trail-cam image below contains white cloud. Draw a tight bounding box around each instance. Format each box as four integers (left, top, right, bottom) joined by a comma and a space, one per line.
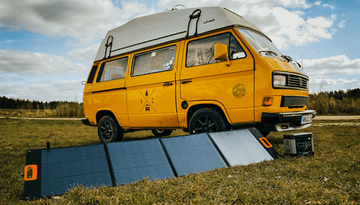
311, 78, 358, 86
0, 0, 156, 44
303, 55, 360, 78
304, 55, 360, 92
338, 20, 345, 28
120, 1, 157, 19
313, 1, 321, 6
0, 49, 88, 75
0, 38, 14, 46
322, 3, 335, 10
0, 80, 84, 102
309, 78, 359, 92
67, 44, 99, 63
312, 1, 335, 9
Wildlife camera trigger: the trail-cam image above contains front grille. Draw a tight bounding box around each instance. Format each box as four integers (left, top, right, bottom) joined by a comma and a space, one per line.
288, 75, 308, 89
281, 96, 308, 107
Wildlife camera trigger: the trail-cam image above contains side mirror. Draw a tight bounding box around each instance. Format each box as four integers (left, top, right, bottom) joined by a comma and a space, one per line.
214, 44, 231, 66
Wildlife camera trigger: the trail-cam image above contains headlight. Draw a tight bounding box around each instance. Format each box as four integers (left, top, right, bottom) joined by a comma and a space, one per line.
273, 75, 287, 87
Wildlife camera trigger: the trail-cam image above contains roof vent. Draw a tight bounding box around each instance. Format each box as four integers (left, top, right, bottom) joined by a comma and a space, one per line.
165, 4, 188, 11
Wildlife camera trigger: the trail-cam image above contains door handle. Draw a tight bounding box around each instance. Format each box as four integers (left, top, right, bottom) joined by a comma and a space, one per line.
181, 80, 192, 84
163, 82, 173, 86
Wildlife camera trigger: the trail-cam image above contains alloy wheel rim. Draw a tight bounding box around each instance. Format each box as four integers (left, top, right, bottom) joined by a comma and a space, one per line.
100, 121, 113, 140
193, 116, 217, 133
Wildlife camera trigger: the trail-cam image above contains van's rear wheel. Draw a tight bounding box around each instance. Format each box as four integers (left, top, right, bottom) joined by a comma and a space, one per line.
98, 115, 123, 143
189, 108, 226, 134
151, 129, 173, 137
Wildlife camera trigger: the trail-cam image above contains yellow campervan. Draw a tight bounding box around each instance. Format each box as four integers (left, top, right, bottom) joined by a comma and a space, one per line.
82, 7, 315, 143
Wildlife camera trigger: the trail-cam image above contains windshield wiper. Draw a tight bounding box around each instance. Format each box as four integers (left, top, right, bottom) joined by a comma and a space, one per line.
281, 55, 292, 62
281, 55, 302, 68
258, 50, 278, 57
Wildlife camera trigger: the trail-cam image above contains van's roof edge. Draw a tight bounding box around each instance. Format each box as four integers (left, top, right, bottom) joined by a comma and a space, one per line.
94, 6, 270, 61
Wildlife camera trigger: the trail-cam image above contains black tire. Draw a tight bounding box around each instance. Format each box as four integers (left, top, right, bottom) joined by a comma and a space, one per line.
151, 129, 173, 137
189, 108, 226, 134
98, 115, 123, 143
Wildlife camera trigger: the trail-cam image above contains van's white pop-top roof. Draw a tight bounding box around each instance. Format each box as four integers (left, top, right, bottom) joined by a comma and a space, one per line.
95, 6, 269, 61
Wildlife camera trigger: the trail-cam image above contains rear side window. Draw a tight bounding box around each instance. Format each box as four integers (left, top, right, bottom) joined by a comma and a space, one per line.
186, 33, 245, 67
87, 65, 98, 83
132, 46, 176, 76
96, 57, 128, 82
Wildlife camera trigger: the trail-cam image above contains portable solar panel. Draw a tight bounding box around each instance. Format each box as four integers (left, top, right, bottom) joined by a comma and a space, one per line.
107, 139, 175, 185
24, 144, 112, 200
209, 128, 279, 166
161, 134, 227, 176
24, 128, 280, 200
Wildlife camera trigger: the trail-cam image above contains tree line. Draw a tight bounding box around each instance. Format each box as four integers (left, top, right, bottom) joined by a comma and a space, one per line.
308, 88, 360, 115
0, 96, 82, 110
309, 88, 360, 100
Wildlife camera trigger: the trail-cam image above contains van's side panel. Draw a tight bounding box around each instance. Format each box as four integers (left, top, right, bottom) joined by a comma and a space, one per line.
180, 30, 255, 124
175, 40, 187, 128
83, 57, 130, 127
126, 44, 180, 128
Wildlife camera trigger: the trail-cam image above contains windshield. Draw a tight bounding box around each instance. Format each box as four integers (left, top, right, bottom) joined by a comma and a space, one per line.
237, 27, 282, 57
237, 27, 304, 74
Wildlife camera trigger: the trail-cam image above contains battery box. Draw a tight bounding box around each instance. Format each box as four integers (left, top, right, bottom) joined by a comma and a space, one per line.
283, 133, 314, 155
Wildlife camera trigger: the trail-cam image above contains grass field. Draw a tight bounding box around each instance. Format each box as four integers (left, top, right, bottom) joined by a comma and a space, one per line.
0, 118, 359, 204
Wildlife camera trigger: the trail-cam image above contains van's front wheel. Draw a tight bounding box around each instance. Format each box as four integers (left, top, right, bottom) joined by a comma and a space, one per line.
98, 115, 123, 143
189, 108, 226, 134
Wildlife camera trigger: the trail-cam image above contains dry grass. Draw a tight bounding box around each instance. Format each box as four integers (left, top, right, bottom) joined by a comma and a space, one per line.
0, 118, 359, 204
308, 94, 360, 115
0, 103, 84, 118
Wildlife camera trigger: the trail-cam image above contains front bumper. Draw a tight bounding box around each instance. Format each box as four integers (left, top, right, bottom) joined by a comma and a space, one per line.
81, 118, 90, 126
261, 110, 316, 132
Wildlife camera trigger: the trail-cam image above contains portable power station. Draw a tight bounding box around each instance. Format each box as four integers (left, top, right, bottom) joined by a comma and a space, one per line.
283, 133, 314, 155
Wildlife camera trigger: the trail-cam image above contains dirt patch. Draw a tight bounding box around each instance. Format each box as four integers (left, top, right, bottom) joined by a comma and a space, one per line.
313, 122, 360, 127
313, 115, 360, 120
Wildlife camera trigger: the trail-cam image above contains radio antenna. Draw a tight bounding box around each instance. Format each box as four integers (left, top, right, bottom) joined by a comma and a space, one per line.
301, 53, 304, 70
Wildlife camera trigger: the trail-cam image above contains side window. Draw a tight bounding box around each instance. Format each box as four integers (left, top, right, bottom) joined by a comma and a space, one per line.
186, 33, 245, 67
87, 65, 98, 84
132, 46, 176, 76
96, 57, 128, 82
229, 34, 246, 60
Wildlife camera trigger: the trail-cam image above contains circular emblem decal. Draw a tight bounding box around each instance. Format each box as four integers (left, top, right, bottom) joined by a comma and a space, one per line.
232, 83, 246, 98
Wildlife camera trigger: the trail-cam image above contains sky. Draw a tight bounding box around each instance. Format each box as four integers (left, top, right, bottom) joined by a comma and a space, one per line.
0, 0, 359, 102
